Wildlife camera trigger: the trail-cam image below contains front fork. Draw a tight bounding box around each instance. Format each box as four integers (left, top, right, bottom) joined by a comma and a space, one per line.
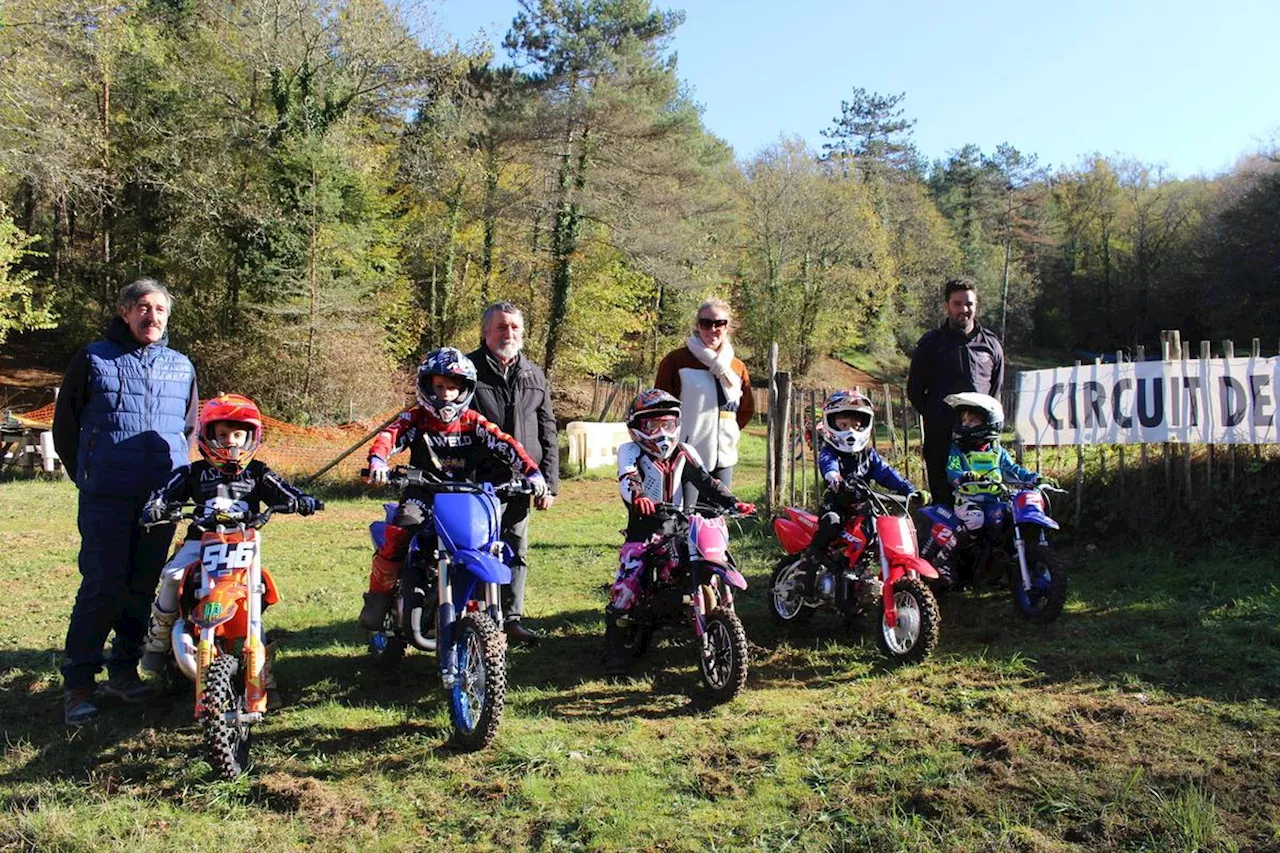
436, 554, 504, 689
687, 563, 733, 640
1012, 525, 1050, 592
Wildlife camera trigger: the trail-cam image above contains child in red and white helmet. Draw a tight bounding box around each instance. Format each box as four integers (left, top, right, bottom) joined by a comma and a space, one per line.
604, 389, 754, 673
138, 394, 319, 705
357, 347, 547, 631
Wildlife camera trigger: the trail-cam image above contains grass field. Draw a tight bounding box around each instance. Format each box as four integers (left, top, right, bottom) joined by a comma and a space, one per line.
2, 432, 1278, 852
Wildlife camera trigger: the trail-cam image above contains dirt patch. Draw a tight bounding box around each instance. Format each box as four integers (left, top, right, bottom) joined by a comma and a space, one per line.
255, 773, 378, 833
794, 355, 886, 392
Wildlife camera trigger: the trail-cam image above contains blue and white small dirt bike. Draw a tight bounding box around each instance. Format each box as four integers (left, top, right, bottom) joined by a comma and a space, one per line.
364, 466, 532, 750
919, 479, 1070, 623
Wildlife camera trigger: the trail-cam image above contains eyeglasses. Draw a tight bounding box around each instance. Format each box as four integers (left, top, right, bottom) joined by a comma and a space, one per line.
697, 317, 729, 330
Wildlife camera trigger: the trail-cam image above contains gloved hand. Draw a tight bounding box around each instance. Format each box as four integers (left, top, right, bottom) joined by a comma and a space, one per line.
1035, 475, 1060, 489
367, 457, 389, 485
735, 501, 756, 516
823, 471, 843, 490
910, 489, 932, 505
528, 472, 549, 498
142, 500, 169, 525
633, 495, 656, 516
295, 495, 320, 516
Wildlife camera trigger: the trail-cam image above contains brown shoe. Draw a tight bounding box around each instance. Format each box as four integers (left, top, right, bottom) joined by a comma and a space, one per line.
64, 688, 99, 726
504, 620, 541, 646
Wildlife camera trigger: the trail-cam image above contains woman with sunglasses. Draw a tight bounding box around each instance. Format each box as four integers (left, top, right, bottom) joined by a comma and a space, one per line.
654, 297, 755, 509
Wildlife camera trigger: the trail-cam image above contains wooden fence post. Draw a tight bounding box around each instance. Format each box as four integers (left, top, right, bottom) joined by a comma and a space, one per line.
765, 343, 779, 512
1224, 339, 1236, 493
1182, 344, 1193, 504
883, 384, 897, 460
1115, 350, 1126, 498
1251, 338, 1262, 469
1161, 332, 1175, 499
1136, 345, 1149, 492
1074, 360, 1084, 527
1201, 340, 1213, 493
774, 371, 792, 513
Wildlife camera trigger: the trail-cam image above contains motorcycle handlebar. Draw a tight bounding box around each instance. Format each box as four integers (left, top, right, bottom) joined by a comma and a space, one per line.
363, 466, 534, 497
648, 501, 754, 519
141, 502, 321, 531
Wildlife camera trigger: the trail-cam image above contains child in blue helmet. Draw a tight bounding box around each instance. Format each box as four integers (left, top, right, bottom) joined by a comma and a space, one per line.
358, 347, 547, 630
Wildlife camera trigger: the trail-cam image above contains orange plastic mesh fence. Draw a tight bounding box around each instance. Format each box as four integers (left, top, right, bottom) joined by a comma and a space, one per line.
8, 401, 406, 481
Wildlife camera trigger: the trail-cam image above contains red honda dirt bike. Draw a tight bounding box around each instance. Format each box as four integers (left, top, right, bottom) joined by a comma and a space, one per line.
146, 501, 321, 778
769, 484, 941, 664
610, 502, 755, 702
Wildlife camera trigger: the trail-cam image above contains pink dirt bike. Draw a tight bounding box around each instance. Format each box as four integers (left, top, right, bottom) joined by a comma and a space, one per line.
608, 502, 755, 702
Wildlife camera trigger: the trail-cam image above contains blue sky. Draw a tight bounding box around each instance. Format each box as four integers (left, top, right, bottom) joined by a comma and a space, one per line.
427, 0, 1279, 178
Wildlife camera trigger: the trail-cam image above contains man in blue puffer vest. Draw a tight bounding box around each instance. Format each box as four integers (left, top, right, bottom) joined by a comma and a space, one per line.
53, 278, 198, 725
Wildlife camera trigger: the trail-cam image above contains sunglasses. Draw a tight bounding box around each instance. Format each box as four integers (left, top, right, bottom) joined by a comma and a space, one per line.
697, 317, 729, 330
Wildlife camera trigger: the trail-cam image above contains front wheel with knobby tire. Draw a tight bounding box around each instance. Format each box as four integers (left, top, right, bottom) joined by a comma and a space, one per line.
769, 557, 815, 624
875, 575, 941, 665
699, 608, 749, 703
199, 653, 252, 779
1011, 542, 1068, 624
448, 612, 507, 751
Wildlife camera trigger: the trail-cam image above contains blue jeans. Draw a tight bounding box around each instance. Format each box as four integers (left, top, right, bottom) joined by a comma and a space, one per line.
62, 492, 174, 690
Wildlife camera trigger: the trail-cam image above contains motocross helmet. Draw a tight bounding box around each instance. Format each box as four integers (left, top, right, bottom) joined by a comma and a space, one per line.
626, 388, 682, 460
945, 392, 1004, 449
417, 347, 477, 424
817, 390, 874, 454
198, 393, 263, 473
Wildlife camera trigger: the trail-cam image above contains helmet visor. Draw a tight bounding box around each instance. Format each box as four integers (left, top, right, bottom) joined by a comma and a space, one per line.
636, 414, 678, 436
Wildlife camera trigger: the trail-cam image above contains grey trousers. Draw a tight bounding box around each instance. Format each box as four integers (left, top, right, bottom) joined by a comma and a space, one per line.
498, 495, 531, 623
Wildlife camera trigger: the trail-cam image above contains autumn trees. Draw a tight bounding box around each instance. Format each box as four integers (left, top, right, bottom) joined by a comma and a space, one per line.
3, 1, 1276, 421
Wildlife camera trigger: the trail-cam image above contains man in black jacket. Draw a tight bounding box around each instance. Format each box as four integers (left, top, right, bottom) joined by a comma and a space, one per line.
907, 278, 1005, 506
468, 302, 560, 645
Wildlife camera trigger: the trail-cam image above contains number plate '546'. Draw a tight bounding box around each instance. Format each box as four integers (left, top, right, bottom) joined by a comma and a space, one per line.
201, 541, 259, 574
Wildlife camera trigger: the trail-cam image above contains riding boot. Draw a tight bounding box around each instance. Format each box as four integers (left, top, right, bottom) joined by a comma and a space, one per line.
141, 602, 179, 675
602, 611, 628, 675
359, 526, 410, 631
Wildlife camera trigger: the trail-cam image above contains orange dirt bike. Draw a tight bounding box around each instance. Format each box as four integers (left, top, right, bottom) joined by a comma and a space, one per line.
144, 501, 322, 778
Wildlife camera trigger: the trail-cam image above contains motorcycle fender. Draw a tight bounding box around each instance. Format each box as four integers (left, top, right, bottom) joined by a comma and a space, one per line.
712, 565, 748, 591
453, 549, 513, 585
894, 555, 938, 579
772, 516, 814, 555
190, 590, 240, 630
1012, 490, 1060, 530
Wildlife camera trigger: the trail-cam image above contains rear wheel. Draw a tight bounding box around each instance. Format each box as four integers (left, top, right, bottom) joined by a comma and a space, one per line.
1011, 542, 1068, 624
199, 654, 252, 779
769, 557, 815, 624
448, 612, 506, 751
699, 608, 749, 703
875, 576, 941, 665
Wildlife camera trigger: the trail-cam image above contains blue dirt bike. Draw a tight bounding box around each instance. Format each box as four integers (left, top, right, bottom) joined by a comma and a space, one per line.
364, 466, 533, 750
919, 479, 1070, 623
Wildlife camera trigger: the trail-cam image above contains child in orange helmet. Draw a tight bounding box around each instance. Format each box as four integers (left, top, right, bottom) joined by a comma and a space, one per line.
139, 393, 319, 707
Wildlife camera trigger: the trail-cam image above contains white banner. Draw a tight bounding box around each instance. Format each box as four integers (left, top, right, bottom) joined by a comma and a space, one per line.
1014, 358, 1280, 446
